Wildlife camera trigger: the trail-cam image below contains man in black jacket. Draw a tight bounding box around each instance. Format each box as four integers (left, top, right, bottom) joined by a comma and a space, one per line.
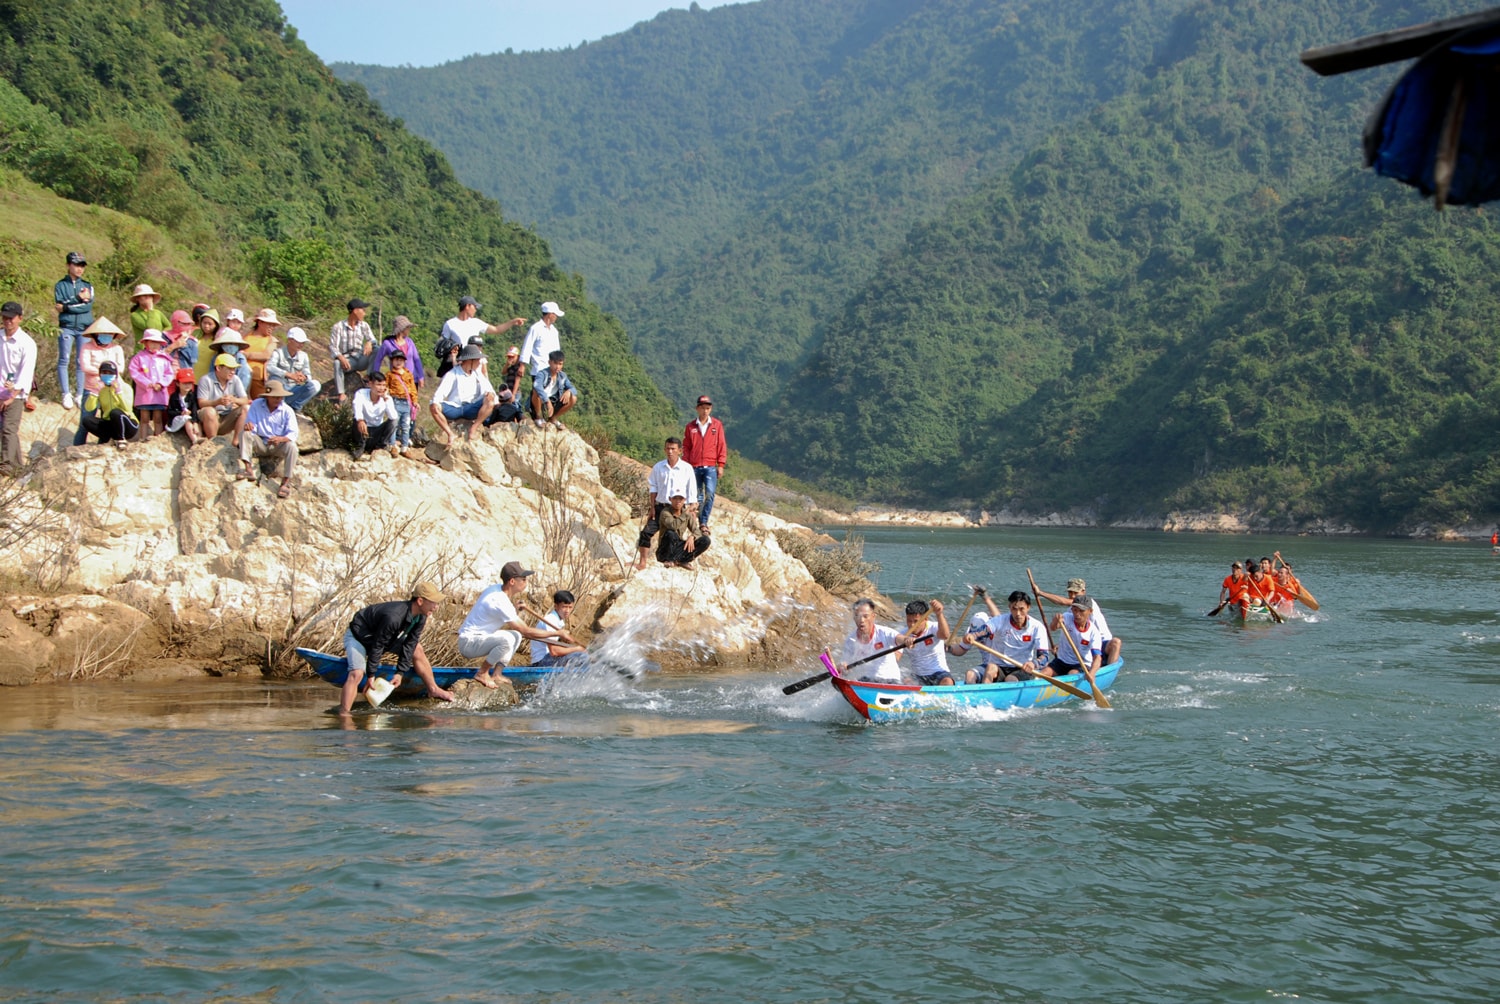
338, 581, 456, 713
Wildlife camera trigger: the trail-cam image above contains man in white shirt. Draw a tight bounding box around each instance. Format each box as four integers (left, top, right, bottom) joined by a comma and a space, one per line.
266, 326, 321, 411
898, 599, 953, 686
352, 370, 399, 458
1037, 576, 1121, 665
840, 598, 903, 683
437, 295, 526, 378
458, 562, 577, 689
428, 344, 498, 445
634, 437, 698, 570
0, 301, 37, 473
968, 590, 1051, 684
1048, 594, 1105, 676
519, 301, 564, 420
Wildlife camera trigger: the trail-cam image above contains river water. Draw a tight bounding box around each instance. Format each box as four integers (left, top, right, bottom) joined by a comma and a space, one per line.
2, 527, 1497, 1002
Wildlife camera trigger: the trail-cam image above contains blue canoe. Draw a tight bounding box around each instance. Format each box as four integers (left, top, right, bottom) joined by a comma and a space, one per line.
824, 651, 1123, 722
296, 647, 580, 696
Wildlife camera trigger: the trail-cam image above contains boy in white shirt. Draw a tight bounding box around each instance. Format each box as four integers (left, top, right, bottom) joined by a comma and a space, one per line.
352, 370, 399, 458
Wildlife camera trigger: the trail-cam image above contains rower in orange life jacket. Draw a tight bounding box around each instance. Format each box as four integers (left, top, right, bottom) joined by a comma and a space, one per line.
1219, 561, 1250, 615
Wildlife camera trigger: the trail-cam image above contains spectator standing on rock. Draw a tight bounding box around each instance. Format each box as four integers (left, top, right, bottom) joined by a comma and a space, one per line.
369, 315, 426, 389
128, 328, 175, 441
634, 437, 697, 570
0, 301, 37, 473
128, 284, 168, 340
329, 298, 375, 404
267, 327, 321, 412
52, 251, 93, 409
383, 350, 420, 456
338, 582, 456, 714
682, 394, 727, 534
236, 380, 298, 498
72, 318, 127, 446
437, 296, 526, 379
520, 301, 564, 421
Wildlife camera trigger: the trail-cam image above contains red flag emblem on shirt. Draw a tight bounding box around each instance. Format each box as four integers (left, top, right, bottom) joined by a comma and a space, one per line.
874, 642, 884, 650
1022, 635, 1032, 642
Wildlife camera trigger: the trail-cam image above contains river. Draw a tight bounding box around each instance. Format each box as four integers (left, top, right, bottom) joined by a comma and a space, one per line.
2, 527, 1497, 1002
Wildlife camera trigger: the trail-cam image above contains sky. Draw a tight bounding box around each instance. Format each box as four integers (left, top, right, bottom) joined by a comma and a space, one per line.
278, 0, 741, 67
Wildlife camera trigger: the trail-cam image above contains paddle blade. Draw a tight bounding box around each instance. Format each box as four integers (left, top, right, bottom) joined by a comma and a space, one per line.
1298, 589, 1320, 611
1207, 603, 1226, 617
782, 672, 830, 696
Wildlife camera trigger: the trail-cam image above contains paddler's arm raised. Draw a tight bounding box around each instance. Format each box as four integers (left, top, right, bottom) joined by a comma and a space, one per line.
930, 598, 951, 641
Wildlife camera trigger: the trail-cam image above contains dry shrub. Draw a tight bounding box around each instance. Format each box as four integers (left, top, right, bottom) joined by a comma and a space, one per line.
597, 450, 650, 517
774, 528, 879, 596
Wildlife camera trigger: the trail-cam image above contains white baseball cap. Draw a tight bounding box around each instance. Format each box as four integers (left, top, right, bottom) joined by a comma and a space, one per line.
285, 326, 307, 342
540, 301, 565, 317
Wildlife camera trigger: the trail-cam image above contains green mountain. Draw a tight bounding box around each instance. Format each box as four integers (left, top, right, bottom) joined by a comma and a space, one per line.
336, 0, 1188, 426
0, 0, 675, 456
759, 0, 1500, 530
338, 0, 1500, 530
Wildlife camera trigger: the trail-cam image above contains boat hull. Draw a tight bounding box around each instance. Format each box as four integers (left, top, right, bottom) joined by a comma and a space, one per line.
824, 652, 1123, 722
296, 647, 578, 695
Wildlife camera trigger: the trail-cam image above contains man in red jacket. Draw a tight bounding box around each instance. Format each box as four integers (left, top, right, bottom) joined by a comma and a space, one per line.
682, 395, 727, 533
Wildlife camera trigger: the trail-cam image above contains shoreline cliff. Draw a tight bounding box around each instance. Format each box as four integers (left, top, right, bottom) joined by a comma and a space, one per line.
0, 404, 849, 687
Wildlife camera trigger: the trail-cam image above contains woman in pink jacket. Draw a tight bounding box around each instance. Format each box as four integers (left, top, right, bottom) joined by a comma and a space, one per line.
128, 329, 176, 439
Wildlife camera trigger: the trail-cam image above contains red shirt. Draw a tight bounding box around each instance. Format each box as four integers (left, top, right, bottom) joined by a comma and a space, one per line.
682, 416, 727, 469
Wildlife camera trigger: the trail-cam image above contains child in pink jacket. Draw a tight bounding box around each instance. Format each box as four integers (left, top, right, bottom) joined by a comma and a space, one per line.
128, 329, 176, 439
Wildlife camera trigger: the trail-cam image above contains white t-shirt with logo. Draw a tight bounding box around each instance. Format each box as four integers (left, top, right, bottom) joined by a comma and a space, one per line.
842, 624, 903, 682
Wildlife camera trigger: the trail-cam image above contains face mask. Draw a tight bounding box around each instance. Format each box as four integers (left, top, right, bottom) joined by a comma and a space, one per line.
96, 335, 113, 345
101, 374, 116, 386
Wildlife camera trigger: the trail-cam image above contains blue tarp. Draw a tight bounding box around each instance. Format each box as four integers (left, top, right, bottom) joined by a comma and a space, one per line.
1364, 27, 1500, 205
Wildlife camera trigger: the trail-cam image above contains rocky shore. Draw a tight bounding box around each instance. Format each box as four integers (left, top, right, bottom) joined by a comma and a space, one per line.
0, 404, 848, 687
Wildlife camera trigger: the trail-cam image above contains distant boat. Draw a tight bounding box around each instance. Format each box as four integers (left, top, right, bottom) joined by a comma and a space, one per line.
822, 651, 1123, 722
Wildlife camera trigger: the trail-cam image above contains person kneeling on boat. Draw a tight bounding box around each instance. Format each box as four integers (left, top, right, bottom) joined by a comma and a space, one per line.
1047, 594, 1104, 677
897, 599, 953, 686
840, 598, 904, 683
459, 561, 578, 688
969, 590, 1051, 683
339, 581, 456, 714
530, 590, 589, 668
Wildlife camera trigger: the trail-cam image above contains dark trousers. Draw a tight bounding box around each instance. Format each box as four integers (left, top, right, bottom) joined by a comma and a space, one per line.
657, 530, 711, 565
0, 397, 21, 469
636, 503, 668, 550
360, 419, 394, 454
81, 408, 140, 443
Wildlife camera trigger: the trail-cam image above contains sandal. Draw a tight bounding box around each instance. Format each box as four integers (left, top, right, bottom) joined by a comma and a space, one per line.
276, 483, 292, 499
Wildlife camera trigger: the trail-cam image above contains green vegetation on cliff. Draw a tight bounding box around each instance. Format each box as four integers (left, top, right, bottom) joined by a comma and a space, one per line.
0, 0, 676, 455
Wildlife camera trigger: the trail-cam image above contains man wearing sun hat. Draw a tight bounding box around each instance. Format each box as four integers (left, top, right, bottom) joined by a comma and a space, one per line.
196, 352, 249, 443
52, 251, 94, 409
339, 581, 456, 713
0, 301, 37, 472
267, 326, 321, 412
520, 301, 565, 421
428, 343, 497, 445
236, 380, 299, 497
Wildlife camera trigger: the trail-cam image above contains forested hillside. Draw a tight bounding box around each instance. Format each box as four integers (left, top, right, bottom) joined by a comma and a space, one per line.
760, 0, 1500, 530
341, 0, 1500, 530
0, 0, 676, 455
338, 0, 1190, 423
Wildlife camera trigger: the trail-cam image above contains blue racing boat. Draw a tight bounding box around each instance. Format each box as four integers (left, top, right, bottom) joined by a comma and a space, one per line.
296, 647, 582, 696
823, 651, 1123, 722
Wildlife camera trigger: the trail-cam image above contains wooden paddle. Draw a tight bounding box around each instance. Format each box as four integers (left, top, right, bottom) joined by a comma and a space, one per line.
967, 639, 1091, 701
1273, 551, 1319, 610
953, 587, 982, 640
1243, 573, 1285, 624
1027, 568, 1111, 709
782, 632, 932, 695
1207, 599, 1229, 617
